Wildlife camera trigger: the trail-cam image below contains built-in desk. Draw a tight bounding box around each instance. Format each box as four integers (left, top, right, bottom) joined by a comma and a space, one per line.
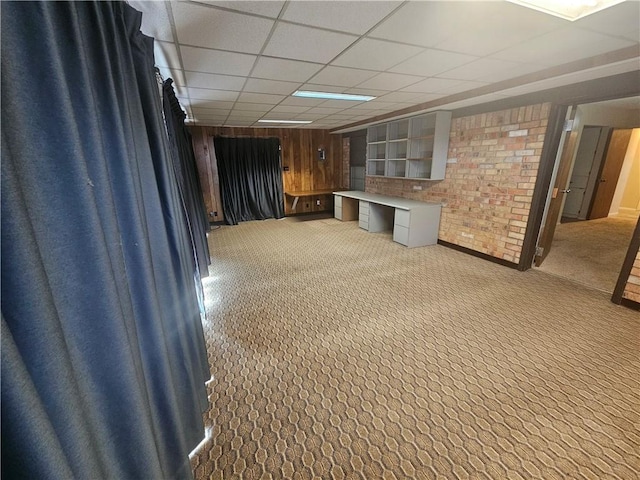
333, 191, 441, 248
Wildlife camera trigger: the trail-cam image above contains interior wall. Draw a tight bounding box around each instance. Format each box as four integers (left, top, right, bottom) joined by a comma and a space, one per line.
577, 104, 639, 128
366, 103, 552, 264
622, 247, 640, 303
557, 105, 637, 218
190, 126, 343, 220
610, 128, 640, 217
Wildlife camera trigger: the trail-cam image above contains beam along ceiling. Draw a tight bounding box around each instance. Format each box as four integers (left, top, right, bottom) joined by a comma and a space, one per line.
130, 0, 640, 130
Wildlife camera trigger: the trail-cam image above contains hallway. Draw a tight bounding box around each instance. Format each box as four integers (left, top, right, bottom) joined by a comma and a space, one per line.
537, 216, 638, 292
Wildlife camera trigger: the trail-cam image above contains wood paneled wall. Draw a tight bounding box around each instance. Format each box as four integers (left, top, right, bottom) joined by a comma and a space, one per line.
190, 126, 344, 222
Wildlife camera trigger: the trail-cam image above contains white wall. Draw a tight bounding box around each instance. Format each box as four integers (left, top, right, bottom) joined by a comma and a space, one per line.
578, 104, 639, 128
610, 128, 640, 217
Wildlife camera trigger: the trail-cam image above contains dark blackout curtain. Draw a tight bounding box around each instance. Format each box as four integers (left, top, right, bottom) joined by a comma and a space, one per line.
214, 136, 285, 225
162, 79, 211, 279
1, 2, 209, 479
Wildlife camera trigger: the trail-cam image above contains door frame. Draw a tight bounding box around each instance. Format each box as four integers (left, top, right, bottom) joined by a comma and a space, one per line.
612, 216, 640, 309
517, 75, 639, 305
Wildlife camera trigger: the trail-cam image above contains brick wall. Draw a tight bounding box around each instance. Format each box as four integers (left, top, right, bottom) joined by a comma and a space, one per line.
622, 248, 640, 303
366, 103, 551, 264
342, 137, 350, 189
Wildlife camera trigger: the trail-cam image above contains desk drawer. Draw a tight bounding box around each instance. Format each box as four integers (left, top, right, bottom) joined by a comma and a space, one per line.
359, 218, 369, 230
335, 196, 342, 208
393, 225, 409, 246
359, 201, 369, 215
394, 209, 410, 228
334, 205, 342, 220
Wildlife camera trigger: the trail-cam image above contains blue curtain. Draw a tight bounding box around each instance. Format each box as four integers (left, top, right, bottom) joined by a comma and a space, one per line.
162, 78, 211, 278
1, 2, 210, 479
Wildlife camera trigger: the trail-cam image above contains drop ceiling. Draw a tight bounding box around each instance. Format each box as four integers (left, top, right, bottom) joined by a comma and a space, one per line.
129, 0, 640, 130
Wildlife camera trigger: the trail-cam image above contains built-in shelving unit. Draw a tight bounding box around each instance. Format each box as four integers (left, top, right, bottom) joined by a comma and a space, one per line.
366, 111, 452, 180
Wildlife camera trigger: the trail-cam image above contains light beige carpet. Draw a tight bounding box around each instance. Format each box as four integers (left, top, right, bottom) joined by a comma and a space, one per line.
192, 216, 640, 479
537, 216, 638, 293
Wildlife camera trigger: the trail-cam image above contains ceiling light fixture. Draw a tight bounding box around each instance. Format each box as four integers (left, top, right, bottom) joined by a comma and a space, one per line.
258, 119, 313, 124
292, 90, 376, 102
507, 0, 624, 21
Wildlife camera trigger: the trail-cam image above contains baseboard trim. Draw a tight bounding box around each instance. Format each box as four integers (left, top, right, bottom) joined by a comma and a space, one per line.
437, 240, 519, 270
617, 297, 640, 311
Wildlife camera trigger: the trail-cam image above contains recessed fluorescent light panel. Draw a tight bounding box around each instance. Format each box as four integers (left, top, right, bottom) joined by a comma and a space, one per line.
257, 119, 312, 124
292, 90, 376, 102
508, 0, 625, 21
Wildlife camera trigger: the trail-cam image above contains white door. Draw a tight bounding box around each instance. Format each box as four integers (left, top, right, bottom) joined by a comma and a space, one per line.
563, 126, 601, 218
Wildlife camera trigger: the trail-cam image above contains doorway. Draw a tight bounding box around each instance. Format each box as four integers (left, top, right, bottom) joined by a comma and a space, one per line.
534, 97, 640, 293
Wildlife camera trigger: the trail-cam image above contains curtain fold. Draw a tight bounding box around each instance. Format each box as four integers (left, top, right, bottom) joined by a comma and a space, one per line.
213, 136, 284, 225
1, 2, 209, 479
162, 78, 211, 279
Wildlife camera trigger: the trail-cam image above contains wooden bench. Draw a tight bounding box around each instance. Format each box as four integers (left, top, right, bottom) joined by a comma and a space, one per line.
285, 189, 344, 211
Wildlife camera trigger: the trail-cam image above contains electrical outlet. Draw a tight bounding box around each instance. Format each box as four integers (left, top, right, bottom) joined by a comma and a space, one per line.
316, 199, 321, 206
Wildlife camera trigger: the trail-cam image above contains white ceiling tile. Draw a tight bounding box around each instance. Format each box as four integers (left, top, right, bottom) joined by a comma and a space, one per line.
368, 2, 457, 48
407, 93, 445, 103
158, 67, 186, 86
299, 84, 348, 94
282, 1, 400, 35
244, 78, 301, 95
574, 1, 640, 42
433, 2, 565, 56
435, 80, 488, 95
374, 91, 423, 103
269, 105, 312, 114
130, 1, 174, 42
172, 2, 274, 53
227, 110, 264, 119
332, 38, 423, 71
438, 58, 529, 82
237, 92, 286, 104
260, 112, 307, 120
400, 77, 465, 93
224, 119, 257, 126
173, 84, 188, 97
389, 49, 477, 77
290, 114, 328, 121
187, 87, 239, 101
317, 99, 365, 108
251, 57, 323, 82
263, 23, 358, 63
304, 107, 348, 115
154, 41, 181, 69
279, 97, 326, 107
356, 72, 423, 91
193, 106, 231, 115
195, 1, 285, 18
491, 26, 635, 66
193, 116, 229, 123
180, 46, 257, 76
185, 71, 246, 90
344, 87, 388, 97
308, 66, 378, 87
345, 101, 398, 111
190, 100, 236, 110
193, 113, 229, 121
232, 102, 274, 112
